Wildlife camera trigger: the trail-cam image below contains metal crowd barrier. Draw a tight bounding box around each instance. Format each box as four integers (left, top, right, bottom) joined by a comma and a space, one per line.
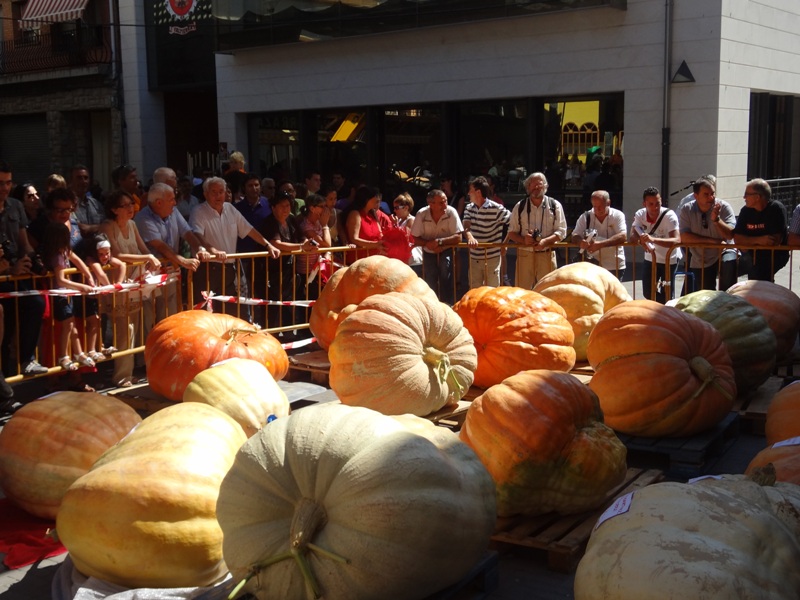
1, 241, 798, 385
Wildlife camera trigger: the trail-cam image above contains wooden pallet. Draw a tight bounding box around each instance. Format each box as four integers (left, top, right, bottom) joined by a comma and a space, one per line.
616, 412, 740, 479
491, 467, 664, 572
287, 349, 331, 386
733, 375, 787, 435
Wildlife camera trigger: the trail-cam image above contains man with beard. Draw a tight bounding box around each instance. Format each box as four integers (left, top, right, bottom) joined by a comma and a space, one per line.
506, 172, 567, 289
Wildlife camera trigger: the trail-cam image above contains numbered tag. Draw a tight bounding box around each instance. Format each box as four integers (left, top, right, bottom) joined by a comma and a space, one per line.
594, 492, 634, 530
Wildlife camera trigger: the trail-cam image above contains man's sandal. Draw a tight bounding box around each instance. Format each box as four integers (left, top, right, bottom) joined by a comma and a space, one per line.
87, 351, 105, 362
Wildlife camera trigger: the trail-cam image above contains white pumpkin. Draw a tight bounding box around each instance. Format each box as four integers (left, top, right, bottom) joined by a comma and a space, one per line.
216, 403, 497, 600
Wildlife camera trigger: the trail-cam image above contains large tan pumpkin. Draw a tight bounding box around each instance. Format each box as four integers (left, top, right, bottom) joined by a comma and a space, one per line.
453, 286, 576, 388
183, 357, 290, 437
766, 380, 800, 445
459, 370, 627, 517
56, 403, 247, 589
309, 255, 437, 350
533, 262, 631, 362
0, 392, 141, 519
216, 403, 496, 600
728, 280, 800, 359
328, 292, 477, 416
574, 473, 800, 600
587, 300, 736, 437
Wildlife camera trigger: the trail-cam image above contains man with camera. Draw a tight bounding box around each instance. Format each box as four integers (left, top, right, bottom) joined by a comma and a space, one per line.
571, 190, 627, 280
506, 172, 567, 289
0, 160, 48, 392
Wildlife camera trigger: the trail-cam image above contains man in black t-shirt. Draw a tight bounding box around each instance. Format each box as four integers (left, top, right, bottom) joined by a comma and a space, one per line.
733, 178, 789, 282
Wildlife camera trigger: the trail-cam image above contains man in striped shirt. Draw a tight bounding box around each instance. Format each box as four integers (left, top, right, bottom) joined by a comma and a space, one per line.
463, 176, 511, 288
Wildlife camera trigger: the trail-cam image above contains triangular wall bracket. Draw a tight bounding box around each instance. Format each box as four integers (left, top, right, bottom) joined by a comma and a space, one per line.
672, 60, 695, 83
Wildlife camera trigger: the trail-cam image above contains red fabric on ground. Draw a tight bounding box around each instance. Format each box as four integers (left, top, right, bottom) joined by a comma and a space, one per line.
0, 498, 66, 569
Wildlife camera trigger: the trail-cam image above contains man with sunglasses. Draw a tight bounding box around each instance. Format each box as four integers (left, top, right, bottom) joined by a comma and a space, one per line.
678, 176, 737, 291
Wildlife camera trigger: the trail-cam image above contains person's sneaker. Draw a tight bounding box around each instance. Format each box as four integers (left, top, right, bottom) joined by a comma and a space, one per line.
0, 399, 21, 416
0, 374, 13, 400
22, 360, 49, 375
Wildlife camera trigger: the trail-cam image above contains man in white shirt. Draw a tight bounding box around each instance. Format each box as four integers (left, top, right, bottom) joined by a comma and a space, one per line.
571, 190, 627, 280
630, 187, 681, 303
190, 177, 280, 319
411, 189, 463, 303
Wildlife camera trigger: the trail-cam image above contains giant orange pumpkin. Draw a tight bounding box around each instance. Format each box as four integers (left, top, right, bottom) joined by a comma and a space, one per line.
145, 311, 288, 401
587, 300, 736, 437
308, 255, 437, 350
766, 381, 800, 446
727, 280, 800, 359
0, 392, 141, 519
452, 286, 575, 388
459, 370, 627, 517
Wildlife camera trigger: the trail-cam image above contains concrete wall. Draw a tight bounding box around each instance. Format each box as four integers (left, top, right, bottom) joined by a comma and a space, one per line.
119, 0, 166, 181
215, 0, 800, 216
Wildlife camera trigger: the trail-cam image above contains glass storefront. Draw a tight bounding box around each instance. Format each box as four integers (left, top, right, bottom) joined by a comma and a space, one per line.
247, 93, 623, 224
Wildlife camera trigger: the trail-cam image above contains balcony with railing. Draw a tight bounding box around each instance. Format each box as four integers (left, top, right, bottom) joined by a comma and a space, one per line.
0, 26, 111, 76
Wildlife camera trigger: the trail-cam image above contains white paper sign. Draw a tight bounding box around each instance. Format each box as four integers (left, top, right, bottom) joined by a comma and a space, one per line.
594, 492, 634, 530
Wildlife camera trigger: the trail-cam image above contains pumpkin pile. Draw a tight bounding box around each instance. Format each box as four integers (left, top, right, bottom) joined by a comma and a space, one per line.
532, 261, 631, 362
328, 291, 477, 416
145, 311, 288, 401
453, 286, 576, 389
459, 370, 627, 517
587, 300, 736, 437
0, 392, 141, 519
574, 471, 800, 600
216, 403, 496, 600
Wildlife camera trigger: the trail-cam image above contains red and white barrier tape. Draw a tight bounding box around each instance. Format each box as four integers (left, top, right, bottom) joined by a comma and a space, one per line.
193, 291, 316, 311
0, 273, 176, 299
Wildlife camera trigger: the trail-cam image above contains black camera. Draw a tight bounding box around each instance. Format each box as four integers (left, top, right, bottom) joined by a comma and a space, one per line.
532, 229, 542, 242
0, 239, 48, 276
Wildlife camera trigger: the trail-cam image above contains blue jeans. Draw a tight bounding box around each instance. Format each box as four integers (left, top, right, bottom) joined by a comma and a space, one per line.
423, 249, 454, 304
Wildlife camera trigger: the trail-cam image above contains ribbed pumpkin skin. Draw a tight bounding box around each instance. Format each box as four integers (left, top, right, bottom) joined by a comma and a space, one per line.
216, 403, 496, 600
746, 442, 800, 485
673, 290, 777, 393
453, 286, 576, 389
766, 381, 800, 445
587, 300, 736, 437
575, 475, 800, 600
533, 262, 631, 362
309, 255, 437, 350
329, 292, 477, 416
0, 392, 141, 519
459, 370, 627, 517
56, 403, 247, 589
728, 280, 800, 359
183, 357, 290, 437
145, 311, 288, 401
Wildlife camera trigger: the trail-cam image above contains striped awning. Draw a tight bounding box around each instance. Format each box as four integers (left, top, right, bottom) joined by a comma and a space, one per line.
20, 0, 90, 25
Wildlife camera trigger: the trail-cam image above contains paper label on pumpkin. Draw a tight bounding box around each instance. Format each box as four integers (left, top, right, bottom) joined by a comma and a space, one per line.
773, 436, 800, 448
687, 475, 723, 484
594, 492, 634, 530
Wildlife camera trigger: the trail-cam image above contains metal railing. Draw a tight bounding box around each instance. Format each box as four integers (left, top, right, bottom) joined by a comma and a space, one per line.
0, 27, 112, 75
1, 240, 798, 385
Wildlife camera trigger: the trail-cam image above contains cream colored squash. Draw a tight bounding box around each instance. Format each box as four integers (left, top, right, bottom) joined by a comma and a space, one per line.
574, 471, 800, 600
216, 403, 496, 600
56, 403, 247, 589
328, 292, 477, 416
532, 262, 631, 362
183, 357, 290, 437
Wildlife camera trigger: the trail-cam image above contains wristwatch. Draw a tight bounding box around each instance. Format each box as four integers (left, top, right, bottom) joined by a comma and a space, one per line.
437, 238, 443, 247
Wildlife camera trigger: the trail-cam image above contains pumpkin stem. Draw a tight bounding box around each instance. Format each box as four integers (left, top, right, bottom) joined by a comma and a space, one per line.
423, 346, 464, 401
688, 356, 734, 403
224, 326, 261, 345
